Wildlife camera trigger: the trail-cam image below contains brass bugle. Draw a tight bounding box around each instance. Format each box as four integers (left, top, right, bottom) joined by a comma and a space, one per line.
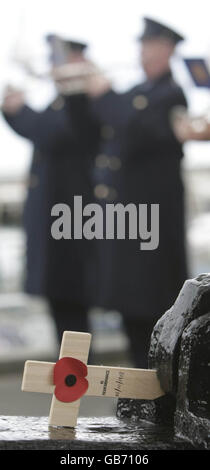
9, 59, 138, 82
0, 61, 139, 107
50, 62, 102, 95
0, 63, 94, 109
51, 61, 101, 80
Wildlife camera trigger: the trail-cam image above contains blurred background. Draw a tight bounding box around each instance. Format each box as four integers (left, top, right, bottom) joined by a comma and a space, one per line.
0, 0, 210, 419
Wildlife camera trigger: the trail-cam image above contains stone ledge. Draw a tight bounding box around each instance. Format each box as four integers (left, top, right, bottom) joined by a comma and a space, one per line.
0, 416, 195, 450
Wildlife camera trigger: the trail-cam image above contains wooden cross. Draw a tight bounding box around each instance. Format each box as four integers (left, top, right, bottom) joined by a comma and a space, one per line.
22, 331, 164, 428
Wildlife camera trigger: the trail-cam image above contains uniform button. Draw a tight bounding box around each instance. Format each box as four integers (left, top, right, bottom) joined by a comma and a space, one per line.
132, 95, 148, 110
94, 184, 118, 201
101, 125, 115, 139
94, 184, 110, 199
95, 154, 109, 168
108, 156, 121, 171
51, 96, 65, 111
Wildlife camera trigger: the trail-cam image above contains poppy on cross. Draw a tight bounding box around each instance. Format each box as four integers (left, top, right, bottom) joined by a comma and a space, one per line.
21, 331, 164, 428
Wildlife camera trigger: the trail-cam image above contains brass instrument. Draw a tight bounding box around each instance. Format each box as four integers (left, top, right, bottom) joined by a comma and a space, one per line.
0, 59, 140, 109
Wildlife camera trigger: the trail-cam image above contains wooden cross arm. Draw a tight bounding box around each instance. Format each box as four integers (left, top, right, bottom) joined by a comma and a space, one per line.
22, 360, 164, 400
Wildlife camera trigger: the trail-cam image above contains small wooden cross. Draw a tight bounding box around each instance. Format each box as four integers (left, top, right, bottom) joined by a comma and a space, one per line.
22, 331, 164, 428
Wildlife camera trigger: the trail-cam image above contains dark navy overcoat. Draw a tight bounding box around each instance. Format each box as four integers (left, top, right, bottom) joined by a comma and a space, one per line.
69, 70, 189, 319
4, 95, 95, 306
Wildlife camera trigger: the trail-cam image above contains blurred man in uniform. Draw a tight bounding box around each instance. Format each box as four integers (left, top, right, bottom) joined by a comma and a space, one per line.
2, 36, 96, 345
68, 17, 188, 367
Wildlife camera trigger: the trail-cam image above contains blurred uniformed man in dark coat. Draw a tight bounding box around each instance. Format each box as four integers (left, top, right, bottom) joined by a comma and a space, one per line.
69, 17, 189, 367
2, 35, 95, 344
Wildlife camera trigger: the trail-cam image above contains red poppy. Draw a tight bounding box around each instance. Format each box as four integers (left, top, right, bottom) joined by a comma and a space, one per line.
53, 357, 89, 403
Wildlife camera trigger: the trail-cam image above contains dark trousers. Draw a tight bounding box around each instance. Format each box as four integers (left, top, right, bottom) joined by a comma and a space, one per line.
49, 299, 157, 369
123, 315, 159, 369
49, 299, 93, 360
